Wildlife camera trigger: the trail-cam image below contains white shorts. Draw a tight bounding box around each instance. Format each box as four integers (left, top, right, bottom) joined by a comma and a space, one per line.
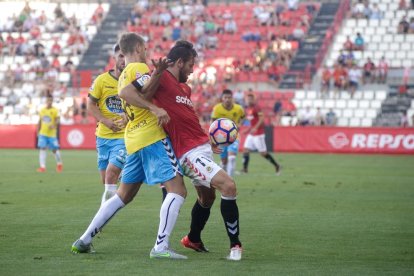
243, 134, 267, 152
179, 143, 222, 187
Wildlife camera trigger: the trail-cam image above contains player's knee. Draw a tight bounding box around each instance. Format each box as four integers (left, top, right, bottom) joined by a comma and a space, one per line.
105, 169, 120, 184
198, 192, 216, 207
220, 178, 237, 198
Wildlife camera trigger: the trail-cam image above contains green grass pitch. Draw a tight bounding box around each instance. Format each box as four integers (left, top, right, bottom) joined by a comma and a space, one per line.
0, 149, 413, 275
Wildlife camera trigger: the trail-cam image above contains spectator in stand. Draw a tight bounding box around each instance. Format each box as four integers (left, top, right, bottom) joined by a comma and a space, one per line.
363, 1, 372, 18
321, 65, 332, 97
343, 35, 354, 51
377, 56, 389, 83
398, 16, 410, 34
348, 63, 362, 98
298, 106, 314, 126
224, 17, 237, 34
398, 0, 408, 10
370, 3, 383, 20
409, 17, 414, 34
362, 57, 376, 84
63, 57, 75, 72
314, 107, 325, 126
287, 0, 299, 11
51, 38, 61, 56
325, 108, 337, 126
291, 22, 305, 48
354, 33, 364, 51
352, 0, 366, 18
273, 99, 282, 126
333, 63, 348, 94
54, 3, 65, 19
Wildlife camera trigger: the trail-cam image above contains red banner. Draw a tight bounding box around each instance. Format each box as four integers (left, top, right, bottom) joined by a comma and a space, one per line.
274, 127, 414, 154
0, 125, 37, 148
0, 124, 97, 149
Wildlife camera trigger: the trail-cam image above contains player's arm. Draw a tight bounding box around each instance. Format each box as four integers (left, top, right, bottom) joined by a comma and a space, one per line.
119, 85, 170, 126
37, 115, 41, 134
122, 57, 172, 101
87, 95, 122, 132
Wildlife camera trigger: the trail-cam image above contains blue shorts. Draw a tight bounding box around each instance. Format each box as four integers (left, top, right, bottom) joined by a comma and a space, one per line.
96, 137, 126, 171
37, 135, 59, 150
220, 139, 240, 159
122, 138, 182, 185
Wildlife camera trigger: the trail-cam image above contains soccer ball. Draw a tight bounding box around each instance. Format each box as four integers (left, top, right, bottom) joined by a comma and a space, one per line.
209, 118, 238, 146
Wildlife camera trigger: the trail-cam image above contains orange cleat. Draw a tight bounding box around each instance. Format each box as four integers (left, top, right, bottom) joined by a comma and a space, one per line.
180, 235, 209, 252
56, 163, 63, 173
36, 167, 46, 173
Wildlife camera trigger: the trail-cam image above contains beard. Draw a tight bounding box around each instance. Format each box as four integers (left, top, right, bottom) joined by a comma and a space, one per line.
178, 69, 188, 83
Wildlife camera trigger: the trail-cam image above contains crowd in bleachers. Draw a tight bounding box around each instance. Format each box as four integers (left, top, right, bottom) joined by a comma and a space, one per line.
0, 1, 108, 124
120, 0, 319, 85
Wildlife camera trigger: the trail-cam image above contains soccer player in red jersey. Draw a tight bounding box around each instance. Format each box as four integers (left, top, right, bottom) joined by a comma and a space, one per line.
242, 93, 281, 174
120, 40, 242, 261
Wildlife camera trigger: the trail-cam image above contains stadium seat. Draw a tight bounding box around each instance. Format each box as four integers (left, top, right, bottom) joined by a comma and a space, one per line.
360, 118, 372, 127
337, 117, 349, 127
349, 118, 361, 127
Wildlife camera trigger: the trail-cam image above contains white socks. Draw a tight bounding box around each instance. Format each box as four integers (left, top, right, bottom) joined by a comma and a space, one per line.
39, 149, 46, 168
153, 193, 185, 251
80, 194, 125, 244
227, 155, 236, 177
101, 184, 117, 205
54, 150, 62, 164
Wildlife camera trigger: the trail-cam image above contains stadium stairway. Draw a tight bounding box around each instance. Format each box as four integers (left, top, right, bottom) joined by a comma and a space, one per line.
77, 3, 133, 71
279, 2, 340, 89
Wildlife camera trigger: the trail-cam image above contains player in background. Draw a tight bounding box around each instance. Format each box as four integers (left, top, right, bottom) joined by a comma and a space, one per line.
121, 40, 243, 261
88, 44, 127, 205
211, 89, 245, 177
242, 93, 281, 175
36, 95, 63, 173
72, 33, 188, 259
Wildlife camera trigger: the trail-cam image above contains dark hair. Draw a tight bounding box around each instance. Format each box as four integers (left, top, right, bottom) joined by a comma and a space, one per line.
221, 89, 233, 97
119, 32, 145, 55
167, 40, 197, 63
113, 43, 120, 53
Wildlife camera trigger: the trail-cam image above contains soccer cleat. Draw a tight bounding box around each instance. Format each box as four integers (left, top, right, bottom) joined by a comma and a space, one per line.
56, 163, 63, 173
180, 235, 209, 252
150, 247, 188, 259
71, 239, 95, 254
241, 168, 248, 174
275, 165, 282, 176
226, 245, 242, 261
36, 167, 46, 173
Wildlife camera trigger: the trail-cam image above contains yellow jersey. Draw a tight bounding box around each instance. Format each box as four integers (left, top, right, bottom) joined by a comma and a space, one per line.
89, 70, 124, 139
118, 62, 166, 154
38, 106, 59, 137
211, 103, 245, 125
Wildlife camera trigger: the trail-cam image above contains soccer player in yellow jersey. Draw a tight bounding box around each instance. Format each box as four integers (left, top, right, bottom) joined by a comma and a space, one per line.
36, 95, 63, 173
72, 33, 188, 259
211, 89, 245, 177
88, 44, 127, 205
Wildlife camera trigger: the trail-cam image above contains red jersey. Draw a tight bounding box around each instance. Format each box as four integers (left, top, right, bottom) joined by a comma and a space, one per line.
245, 105, 265, 135
153, 71, 209, 158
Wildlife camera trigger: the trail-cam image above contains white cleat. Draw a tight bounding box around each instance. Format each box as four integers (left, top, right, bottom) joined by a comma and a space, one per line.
150, 247, 188, 259
226, 245, 242, 261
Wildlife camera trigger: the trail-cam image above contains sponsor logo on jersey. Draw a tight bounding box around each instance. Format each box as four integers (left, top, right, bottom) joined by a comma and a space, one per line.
176, 95, 193, 107
42, 115, 52, 123
105, 96, 123, 114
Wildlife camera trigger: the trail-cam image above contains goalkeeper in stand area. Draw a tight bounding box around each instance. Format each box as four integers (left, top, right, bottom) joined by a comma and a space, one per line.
211, 89, 245, 177
120, 39, 243, 261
